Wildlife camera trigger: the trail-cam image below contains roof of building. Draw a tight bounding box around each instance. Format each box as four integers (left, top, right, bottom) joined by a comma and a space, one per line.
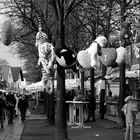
0, 65, 11, 81
11, 67, 23, 82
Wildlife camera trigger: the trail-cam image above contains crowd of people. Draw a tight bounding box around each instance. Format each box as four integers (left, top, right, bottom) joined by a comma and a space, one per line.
0, 89, 30, 129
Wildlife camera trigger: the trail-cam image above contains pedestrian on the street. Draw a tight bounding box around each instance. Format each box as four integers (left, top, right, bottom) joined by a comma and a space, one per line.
18, 93, 29, 123
121, 96, 138, 140
73, 87, 84, 122
2, 92, 7, 120
74, 86, 83, 101
6, 92, 16, 124
0, 91, 6, 128
85, 90, 96, 122
14, 94, 19, 117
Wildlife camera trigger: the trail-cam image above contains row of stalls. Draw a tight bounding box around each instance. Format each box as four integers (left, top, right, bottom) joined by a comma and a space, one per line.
26, 78, 92, 92
25, 67, 140, 117
105, 66, 140, 116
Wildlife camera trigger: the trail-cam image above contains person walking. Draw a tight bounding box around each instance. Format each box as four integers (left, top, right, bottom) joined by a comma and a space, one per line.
18, 93, 29, 123
6, 92, 16, 124
85, 90, 96, 122
14, 94, 19, 117
0, 91, 6, 128
121, 96, 138, 140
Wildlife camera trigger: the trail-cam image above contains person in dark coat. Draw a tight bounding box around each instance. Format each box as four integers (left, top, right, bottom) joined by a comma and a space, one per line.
0, 91, 6, 128
18, 93, 29, 123
6, 92, 16, 124
85, 90, 96, 122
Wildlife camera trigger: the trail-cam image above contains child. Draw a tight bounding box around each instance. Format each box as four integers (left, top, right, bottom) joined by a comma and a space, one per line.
35, 18, 55, 93
121, 96, 138, 140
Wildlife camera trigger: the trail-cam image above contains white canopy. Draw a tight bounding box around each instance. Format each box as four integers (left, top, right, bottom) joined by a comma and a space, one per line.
0, 89, 7, 93
105, 70, 139, 79
26, 81, 44, 91
26, 78, 81, 91
25, 78, 95, 92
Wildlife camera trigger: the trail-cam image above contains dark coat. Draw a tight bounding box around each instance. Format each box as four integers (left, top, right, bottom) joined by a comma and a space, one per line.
6, 94, 16, 110
0, 98, 6, 115
18, 98, 29, 112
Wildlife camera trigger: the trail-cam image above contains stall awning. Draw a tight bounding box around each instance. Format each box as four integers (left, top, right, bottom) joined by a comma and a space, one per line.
26, 78, 94, 91
105, 70, 139, 79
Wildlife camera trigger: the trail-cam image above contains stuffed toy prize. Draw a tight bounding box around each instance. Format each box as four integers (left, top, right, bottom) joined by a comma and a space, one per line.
55, 47, 77, 70
77, 36, 108, 69
1, 20, 13, 46
120, 21, 132, 46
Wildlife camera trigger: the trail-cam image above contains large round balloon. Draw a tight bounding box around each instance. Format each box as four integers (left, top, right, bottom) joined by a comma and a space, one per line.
77, 50, 91, 69
115, 46, 127, 65
1, 20, 13, 46
98, 48, 117, 67
55, 48, 77, 68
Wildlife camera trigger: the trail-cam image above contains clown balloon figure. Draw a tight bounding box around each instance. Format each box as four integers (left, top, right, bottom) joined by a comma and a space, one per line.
35, 15, 55, 93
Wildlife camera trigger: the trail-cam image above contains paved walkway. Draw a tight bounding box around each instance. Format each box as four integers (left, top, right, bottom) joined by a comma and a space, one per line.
20, 116, 140, 140
20, 105, 140, 140
1, 103, 140, 140
0, 117, 24, 140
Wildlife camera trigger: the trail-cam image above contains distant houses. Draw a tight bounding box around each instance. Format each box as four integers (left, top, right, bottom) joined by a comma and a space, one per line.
0, 65, 24, 92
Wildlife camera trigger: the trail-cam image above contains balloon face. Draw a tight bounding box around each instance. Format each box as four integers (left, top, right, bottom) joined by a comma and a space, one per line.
98, 48, 117, 67
77, 50, 91, 69
1, 20, 13, 46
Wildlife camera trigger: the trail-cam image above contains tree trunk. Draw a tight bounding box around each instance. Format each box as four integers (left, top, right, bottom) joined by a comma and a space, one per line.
118, 0, 127, 127
46, 91, 50, 122
55, 66, 67, 140
118, 63, 126, 127
99, 64, 106, 119
55, 1, 68, 139
49, 91, 55, 125
44, 88, 47, 113
90, 68, 96, 120
81, 70, 84, 94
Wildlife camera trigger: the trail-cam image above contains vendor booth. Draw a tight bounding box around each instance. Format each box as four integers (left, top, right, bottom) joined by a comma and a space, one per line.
26, 79, 81, 92
26, 78, 94, 92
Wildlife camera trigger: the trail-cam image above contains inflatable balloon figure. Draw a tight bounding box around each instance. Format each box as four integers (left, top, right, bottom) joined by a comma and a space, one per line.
77, 36, 117, 69
1, 20, 13, 46
111, 45, 127, 67
35, 15, 55, 93
120, 21, 132, 47
77, 35, 127, 69
55, 47, 77, 72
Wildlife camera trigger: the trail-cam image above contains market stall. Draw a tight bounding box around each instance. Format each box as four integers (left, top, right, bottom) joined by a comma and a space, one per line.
26, 78, 93, 92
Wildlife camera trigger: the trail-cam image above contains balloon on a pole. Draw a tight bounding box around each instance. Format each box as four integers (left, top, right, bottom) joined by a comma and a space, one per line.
1, 20, 13, 46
